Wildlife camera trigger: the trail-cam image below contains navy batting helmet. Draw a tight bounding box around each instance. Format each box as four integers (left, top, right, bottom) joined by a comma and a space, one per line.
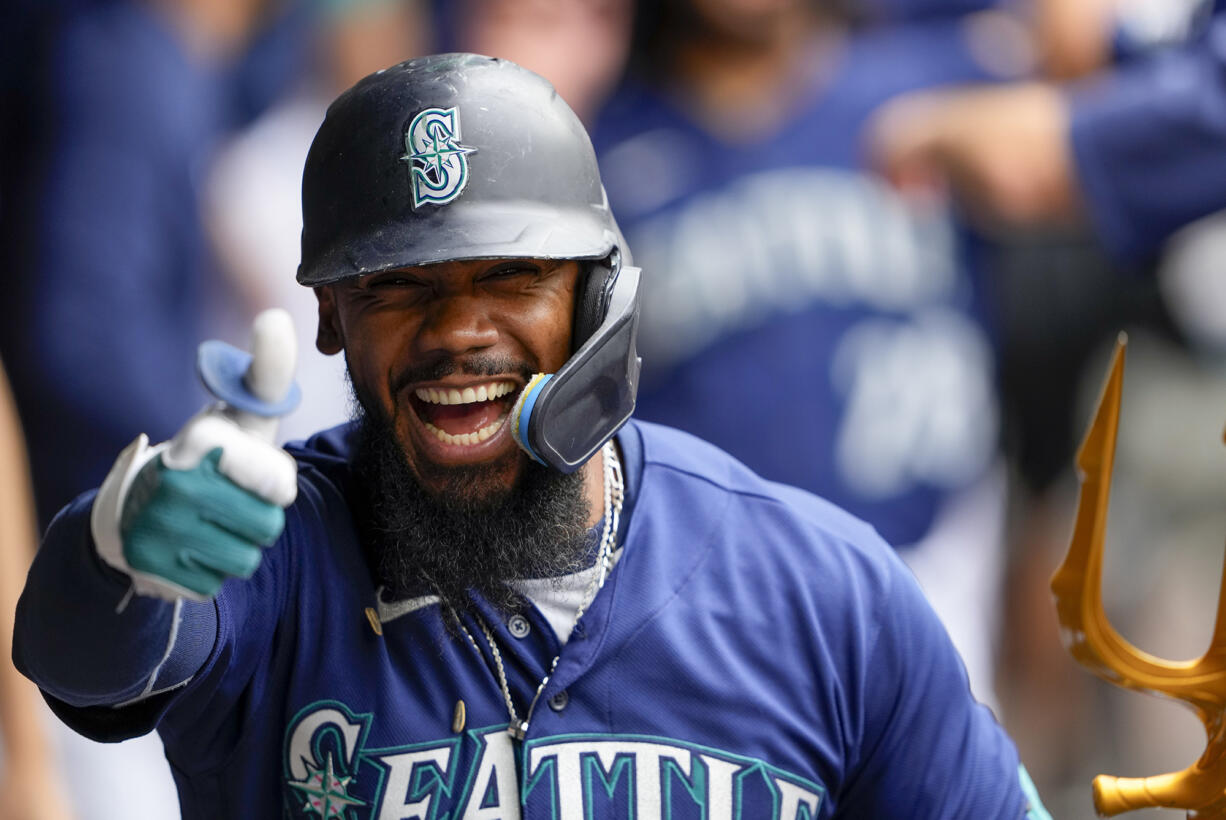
298, 53, 640, 473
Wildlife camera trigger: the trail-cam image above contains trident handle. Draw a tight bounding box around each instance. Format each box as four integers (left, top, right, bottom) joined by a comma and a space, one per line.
1052, 335, 1226, 819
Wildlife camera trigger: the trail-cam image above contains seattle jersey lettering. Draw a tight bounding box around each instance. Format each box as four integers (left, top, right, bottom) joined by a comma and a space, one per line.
284, 701, 824, 819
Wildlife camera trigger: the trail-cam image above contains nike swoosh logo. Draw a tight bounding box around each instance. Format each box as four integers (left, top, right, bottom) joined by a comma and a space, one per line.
374, 587, 440, 624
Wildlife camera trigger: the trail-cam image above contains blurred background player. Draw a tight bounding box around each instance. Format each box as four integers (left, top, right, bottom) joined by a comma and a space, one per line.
589, 0, 1033, 708
0, 0, 312, 527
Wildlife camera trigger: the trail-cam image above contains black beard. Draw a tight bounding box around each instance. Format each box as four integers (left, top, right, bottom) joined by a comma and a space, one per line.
348, 384, 594, 621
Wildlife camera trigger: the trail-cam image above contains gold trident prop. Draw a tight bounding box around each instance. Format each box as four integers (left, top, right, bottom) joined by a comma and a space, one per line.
1052, 336, 1226, 818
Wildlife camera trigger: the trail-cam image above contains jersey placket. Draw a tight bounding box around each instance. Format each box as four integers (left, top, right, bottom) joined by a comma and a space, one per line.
463, 595, 562, 732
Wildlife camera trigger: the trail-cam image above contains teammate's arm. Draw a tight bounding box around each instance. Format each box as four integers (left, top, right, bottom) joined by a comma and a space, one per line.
1068, 13, 1226, 259
870, 10, 1226, 260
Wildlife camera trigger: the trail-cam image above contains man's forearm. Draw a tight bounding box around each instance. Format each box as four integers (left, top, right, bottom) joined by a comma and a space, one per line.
13, 494, 217, 709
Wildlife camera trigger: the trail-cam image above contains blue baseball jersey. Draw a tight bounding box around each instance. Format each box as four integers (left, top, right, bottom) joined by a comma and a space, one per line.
21, 420, 1034, 819
591, 20, 1011, 548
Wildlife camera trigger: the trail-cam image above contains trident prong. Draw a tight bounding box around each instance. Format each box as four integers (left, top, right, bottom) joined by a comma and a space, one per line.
1052, 335, 1226, 818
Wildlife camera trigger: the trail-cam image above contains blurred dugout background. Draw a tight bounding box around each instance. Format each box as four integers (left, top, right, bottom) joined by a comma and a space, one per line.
1, 1, 1223, 819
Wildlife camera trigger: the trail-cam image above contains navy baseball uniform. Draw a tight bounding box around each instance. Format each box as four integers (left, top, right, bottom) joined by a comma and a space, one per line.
19, 420, 1037, 819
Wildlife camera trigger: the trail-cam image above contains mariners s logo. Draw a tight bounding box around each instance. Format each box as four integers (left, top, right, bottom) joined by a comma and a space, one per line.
402, 107, 476, 208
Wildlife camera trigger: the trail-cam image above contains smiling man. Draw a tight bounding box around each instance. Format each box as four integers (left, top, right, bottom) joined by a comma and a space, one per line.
14, 54, 1048, 819
328, 256, 608, 616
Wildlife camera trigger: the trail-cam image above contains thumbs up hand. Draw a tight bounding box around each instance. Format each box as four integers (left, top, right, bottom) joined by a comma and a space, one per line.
92, 310, 301, 601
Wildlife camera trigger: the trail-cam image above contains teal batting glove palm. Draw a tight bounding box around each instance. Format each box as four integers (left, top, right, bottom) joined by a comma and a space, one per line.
92, 310, 300, 601
121, 448, 286, 598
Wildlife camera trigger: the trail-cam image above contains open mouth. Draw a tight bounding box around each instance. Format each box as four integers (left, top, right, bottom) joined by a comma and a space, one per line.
410, 380, 519, 446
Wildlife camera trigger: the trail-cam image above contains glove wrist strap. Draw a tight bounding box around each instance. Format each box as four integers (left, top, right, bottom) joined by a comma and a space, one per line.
91, 434, 193, 601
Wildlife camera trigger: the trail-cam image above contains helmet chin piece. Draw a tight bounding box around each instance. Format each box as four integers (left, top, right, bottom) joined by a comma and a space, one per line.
298, 53, 641, 472
511, 266, 642, 473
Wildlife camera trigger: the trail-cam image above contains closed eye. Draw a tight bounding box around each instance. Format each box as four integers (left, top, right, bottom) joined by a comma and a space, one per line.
481, 262, 541, 282
364, 273, 426, 290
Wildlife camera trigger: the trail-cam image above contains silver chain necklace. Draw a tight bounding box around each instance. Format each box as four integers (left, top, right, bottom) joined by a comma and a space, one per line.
460, 440, 624, 740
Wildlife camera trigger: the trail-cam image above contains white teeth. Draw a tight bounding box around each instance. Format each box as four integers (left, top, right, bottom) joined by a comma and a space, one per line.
414, 380, 515, 405
424, 416, 506, 446
414, 380, 516, 447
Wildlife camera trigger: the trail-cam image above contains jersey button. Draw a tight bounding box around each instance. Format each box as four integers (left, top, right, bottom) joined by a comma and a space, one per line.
508, 614, 531, 638
548, 691, 569, 712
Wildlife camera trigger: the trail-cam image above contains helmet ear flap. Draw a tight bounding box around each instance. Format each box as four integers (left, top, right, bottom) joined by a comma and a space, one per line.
572, 251, 621, 353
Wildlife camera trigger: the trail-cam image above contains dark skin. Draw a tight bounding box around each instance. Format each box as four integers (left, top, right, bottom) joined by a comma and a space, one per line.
315, 257, 606, 527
